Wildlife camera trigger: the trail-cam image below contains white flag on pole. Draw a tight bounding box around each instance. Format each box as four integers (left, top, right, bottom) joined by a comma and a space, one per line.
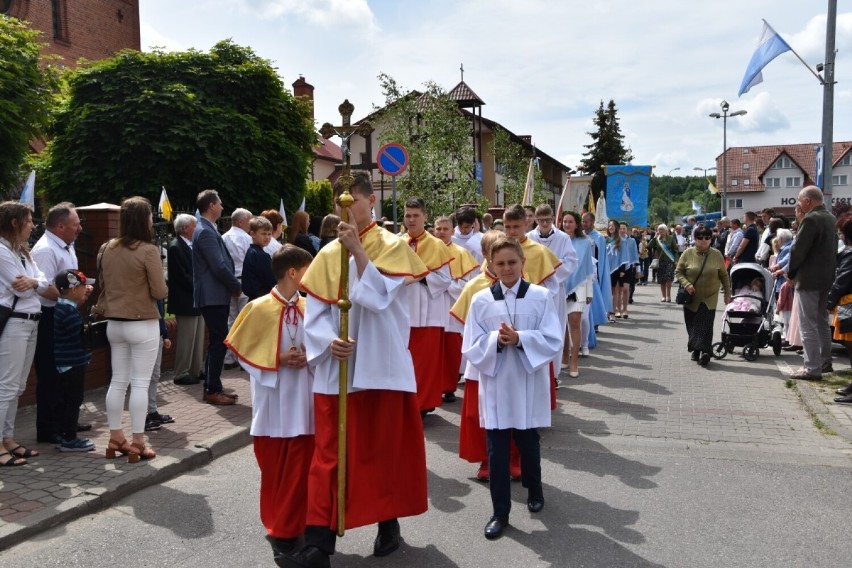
738, 20, 792, 96
279, 198, 288, 228
20, 171, 35, 208
521, 158, 535, 206
298, 197, 306, 212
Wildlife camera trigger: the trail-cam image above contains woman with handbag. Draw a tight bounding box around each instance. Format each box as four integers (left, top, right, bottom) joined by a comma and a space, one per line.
827, 213, 852, 403
675, 226, 731, 367
0, 202, 49, 466
97, 197, 168, 463
648, 225, 679, 302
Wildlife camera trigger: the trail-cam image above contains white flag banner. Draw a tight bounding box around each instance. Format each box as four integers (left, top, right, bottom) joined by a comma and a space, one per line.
279, 198, 288, 228
20, 171, 35, 208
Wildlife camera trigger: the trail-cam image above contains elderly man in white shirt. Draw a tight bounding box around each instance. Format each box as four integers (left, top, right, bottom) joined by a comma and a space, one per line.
221, 208, 252, 368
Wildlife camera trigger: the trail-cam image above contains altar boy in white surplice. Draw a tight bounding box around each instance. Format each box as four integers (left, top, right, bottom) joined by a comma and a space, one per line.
225, 244, 315, 563
462, 235, 562, 541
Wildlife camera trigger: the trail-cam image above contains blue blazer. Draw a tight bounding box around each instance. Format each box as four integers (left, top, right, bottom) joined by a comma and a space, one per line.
192, 217, 241, 308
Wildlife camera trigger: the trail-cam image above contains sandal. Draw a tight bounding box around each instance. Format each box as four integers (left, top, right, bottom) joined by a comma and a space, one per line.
0, 451, 27, 467
7, 445, 39, 458
105, 438, 134, 459
129, 441, 156, 463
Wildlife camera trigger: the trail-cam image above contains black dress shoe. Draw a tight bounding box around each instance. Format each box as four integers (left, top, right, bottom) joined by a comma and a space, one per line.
836, 383, 852, 396
275, 546, 330, 568
174, 375, 200, 385
267, 535, 299, 556
373, 519, 400, 557
443, 392, 457, 403
691, 350, 700, 362
527, 498, 545, 513
699, 352, 711, 366
484, 516, 509, 540
76, 423, 92, 432
834, 393, 852, 404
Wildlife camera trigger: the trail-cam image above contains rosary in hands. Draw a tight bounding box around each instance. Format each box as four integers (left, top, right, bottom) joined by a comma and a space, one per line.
281, 345, 308, 368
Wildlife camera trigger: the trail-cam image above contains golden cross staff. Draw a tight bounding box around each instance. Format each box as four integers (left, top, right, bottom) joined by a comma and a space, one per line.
319, 100, 372, 537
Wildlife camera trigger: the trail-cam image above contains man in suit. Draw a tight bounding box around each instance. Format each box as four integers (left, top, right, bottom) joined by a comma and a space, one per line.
168, 214, 204, 386
192, 190, 242, 405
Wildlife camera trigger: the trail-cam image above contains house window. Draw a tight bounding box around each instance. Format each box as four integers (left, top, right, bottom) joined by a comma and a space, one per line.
731, 179, 738, 186
51, 0, 67, 40
743, 163, 750, 170
728, 198, 743, 209
772, 157, 793, 169
765, 178, 780, 188
833, 175, 849, 186
743, 179, 750, 186
742, 148, 749, 154
785, 176, 801, 188
841, 154, 852, 166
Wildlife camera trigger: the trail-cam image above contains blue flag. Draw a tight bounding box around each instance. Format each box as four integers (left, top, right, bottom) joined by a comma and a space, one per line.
739, 20, 792, 96
815, 145, 824, 189
604, 165, 651, 227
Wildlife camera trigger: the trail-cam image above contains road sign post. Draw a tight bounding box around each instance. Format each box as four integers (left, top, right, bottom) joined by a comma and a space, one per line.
376, 143, 409, 233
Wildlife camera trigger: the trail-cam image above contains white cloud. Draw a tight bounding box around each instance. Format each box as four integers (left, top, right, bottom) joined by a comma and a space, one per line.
238, 0, 378, 32
139, 22, 187, 53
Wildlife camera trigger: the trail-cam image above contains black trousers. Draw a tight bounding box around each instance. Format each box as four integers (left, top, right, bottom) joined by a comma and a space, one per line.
58, 365, 85, 441
200, 305, 229, 393
35, 306, 60, 440
486, 428, 543, 518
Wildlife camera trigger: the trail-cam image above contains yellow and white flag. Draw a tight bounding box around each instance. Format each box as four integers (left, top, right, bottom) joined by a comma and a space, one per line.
707, 178, 719, 194
521, 158, 535, 206
158, 187, 173, 221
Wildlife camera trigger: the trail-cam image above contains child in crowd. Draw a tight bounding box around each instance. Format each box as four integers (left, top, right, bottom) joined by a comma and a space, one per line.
462, 235, 562, 541
225, 244, 315, 564
145, 299, 174, 432
53, 269, 95, 452
242, 216, 276, 301
727, 277, 764, 314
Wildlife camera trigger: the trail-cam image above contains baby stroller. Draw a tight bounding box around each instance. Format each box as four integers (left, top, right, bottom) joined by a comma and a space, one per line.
711, 262, 780, 361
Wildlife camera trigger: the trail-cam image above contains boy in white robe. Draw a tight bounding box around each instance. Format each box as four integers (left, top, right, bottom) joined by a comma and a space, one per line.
224, 244, 315, 563
462, 235, 563, 541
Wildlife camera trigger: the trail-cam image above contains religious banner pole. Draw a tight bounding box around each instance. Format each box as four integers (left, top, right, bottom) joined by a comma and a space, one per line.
319, 100, 372, 537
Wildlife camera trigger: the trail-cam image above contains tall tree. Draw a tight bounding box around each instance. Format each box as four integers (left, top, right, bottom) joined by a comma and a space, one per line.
37, 41, 315, 214
375, 73, 482, 217
0, 15, 58, 197
581, 100, 634, 203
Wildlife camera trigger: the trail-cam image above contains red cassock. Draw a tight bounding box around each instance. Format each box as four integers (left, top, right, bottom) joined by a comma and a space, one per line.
442, 331, 463, 394
410, 327, 445, 411
306, 391, 428, 530
458, 380, 487, 462
254, 435, 315, 538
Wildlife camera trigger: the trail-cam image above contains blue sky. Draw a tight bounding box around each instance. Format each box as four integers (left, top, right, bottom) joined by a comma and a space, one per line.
140, 0, 852, 175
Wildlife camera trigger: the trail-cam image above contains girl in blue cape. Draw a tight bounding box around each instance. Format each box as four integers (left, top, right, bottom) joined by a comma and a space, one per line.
606, 221, 640, 320
560, 212, 596, 377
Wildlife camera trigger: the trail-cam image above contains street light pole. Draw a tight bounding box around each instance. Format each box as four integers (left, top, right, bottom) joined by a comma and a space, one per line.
693, 166, 717, 216
666, 167, 680, 224
709, 101, 747, 218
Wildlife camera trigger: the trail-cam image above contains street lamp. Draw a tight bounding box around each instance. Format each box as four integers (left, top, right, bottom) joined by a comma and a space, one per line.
666, 167, 680, 224
709, 100, 747, 217
693, 166, 717, 214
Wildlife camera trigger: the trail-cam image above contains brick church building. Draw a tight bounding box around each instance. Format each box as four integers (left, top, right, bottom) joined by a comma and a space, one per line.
1, 0, 140, 67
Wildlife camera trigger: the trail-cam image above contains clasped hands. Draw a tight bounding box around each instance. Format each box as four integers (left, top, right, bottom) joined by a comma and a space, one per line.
497, 322, 519, 347
281, 344, 308, 368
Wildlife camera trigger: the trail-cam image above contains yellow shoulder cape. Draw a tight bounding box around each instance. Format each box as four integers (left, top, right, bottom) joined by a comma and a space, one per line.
521, 237, 562, 285
404, 230, 454, 272
449, 268, 499, 324
225, 288, 306, 371
446, 241, 479, 280
301, 222, 429, 303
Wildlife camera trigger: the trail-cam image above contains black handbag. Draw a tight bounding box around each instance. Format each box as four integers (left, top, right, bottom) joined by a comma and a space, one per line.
838, 302, 852, 334
676, 252, 710, 305
0, 296, 19, 337
82, 315, 108, 350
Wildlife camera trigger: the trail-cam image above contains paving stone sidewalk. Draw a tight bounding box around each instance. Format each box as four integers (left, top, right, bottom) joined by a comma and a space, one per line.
0, 369, 251, 551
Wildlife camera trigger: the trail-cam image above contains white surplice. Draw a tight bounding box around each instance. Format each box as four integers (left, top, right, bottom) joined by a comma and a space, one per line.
462, 280, 562, 430
452, 230, 484, 263
305, 260, 416, 394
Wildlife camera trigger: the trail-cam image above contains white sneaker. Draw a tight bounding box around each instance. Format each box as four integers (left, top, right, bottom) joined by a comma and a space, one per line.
580, 347, 589, 357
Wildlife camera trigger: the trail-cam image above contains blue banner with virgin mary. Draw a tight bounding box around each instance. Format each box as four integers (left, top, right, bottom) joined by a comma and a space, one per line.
604, 165, 652, 227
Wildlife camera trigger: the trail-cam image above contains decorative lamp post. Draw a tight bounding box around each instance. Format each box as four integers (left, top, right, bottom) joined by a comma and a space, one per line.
709, 100, 747, 217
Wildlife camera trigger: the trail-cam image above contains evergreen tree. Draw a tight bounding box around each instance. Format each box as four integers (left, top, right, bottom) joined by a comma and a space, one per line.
581, 100, 634, 203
